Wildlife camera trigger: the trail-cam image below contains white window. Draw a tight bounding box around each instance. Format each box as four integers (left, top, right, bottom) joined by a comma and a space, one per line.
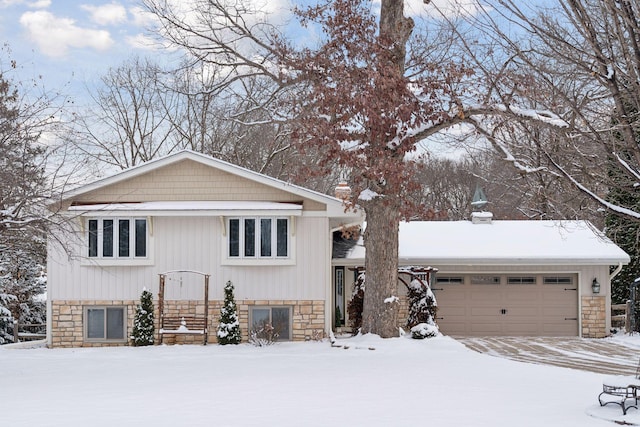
88, 218, 147, 259
84, 306, 126, 342
228, 217, 289, 259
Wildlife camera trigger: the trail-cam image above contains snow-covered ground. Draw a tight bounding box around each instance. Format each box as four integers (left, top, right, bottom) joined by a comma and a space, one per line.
1, 334, 638, 426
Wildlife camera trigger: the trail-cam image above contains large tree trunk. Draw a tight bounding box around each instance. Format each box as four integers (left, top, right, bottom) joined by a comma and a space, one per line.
361, 200, 400, 337
357, 0, 412, 338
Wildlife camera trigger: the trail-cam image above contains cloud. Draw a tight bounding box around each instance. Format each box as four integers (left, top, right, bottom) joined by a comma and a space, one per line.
1, 0, 50, 7
129, 6, 157, 27
81, 2, 127, 26
19, 10, 114, 57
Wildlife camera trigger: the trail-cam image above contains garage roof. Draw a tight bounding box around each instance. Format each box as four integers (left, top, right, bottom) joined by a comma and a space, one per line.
341, 220, 630, 266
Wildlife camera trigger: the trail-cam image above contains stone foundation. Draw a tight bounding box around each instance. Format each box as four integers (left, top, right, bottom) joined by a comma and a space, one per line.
581, 296, 606, 338
50, 299, 326, 348
51, 300, 136, 348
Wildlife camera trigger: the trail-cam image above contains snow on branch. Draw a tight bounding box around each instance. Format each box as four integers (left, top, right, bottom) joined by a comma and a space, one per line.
494, 104, 569, 128
548, 155, 640, 220
613, 152, 640, 184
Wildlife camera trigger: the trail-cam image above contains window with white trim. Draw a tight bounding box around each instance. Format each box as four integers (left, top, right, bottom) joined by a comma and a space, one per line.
88, 218, 147, 259
84, 306, 126, 342
228, 217, 289, 259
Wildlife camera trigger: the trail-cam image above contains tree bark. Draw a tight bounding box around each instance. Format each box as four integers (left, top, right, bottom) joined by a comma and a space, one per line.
361, 200, 400, 337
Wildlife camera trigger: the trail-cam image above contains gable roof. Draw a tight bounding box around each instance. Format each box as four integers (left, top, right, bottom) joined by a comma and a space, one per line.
59, 150, 362, 221
339, 220, 629, 266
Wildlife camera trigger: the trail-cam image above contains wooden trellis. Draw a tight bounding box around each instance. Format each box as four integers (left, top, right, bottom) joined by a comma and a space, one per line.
158, 270, 210, 345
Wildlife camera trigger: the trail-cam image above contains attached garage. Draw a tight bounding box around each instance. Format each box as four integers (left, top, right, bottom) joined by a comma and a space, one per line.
433, 273, 578, 336
332, 213, 630, 338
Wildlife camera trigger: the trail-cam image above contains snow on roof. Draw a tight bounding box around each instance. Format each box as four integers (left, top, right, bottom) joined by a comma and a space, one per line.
342, 220, 629, 265
69, 201, 303, 216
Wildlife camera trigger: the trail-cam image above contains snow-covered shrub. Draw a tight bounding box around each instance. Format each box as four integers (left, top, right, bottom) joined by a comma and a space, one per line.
217, 281, 241, 345
410, 323, 439, 339
347, 272, 365, 334
248, 322, 278, 347
131, 288, 155, 346
406, 278, 439, 339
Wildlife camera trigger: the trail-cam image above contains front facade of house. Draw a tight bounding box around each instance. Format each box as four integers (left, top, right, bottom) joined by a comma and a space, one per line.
47, 151, 362, 347
332, 216, 630, 338
47, 151, 630, 348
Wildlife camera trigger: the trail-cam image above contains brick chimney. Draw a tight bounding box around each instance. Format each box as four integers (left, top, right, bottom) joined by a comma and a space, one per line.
335, 181, 351, 201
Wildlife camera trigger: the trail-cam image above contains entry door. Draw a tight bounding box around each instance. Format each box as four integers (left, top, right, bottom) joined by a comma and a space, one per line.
335, 267, 345, 326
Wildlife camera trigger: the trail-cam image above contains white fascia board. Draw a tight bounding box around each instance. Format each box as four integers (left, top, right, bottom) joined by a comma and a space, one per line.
69, 201, 303, 217
398, 257, 630, 266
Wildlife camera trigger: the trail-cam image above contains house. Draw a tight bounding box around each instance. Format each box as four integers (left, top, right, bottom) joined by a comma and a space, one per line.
47, 150, 629, 347
332, 214, 630, 338
47, 150, 362, 347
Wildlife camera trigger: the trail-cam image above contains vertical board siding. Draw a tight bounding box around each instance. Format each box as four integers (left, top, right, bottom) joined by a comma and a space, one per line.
48, 215, 329, 302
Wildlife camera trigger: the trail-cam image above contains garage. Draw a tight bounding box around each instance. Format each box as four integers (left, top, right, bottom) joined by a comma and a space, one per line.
432, 274, 579, 336
332, 214, 630, 338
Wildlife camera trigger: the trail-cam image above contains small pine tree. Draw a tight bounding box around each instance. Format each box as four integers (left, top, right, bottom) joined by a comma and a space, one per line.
406, 278, 439, 339
131, 288, 154, 346
217, 281, 241, 345
347, 273, 365, 334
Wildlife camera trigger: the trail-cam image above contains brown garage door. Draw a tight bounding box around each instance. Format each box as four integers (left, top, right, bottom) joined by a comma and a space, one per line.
432, 274, 579, 336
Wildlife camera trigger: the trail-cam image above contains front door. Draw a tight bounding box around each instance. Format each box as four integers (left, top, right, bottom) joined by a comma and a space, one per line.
335, 267, 345, 327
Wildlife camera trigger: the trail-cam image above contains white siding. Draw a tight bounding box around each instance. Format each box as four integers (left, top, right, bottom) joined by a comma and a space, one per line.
48, 215, 330, 302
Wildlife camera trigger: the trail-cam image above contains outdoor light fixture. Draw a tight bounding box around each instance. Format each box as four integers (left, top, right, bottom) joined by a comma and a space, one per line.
592, 278, 601, 294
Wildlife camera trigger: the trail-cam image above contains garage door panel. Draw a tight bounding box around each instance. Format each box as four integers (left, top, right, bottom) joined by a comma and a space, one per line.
504, 322, 539, 334
505, 290, 539, 301
471, 307, 502, 316
470, 322, 503, 333
505, 307, 539, 316
542, 321, 577, 334
438, 306, 466, 316
543, 306, 576, 316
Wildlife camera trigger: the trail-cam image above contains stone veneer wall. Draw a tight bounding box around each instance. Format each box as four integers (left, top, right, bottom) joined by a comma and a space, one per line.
50, 300, 137, 348
581, 296, 607, 338
50, 299, 325, 348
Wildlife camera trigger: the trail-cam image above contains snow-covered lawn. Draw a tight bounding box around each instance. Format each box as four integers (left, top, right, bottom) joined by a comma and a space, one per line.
1, 334, 637, 426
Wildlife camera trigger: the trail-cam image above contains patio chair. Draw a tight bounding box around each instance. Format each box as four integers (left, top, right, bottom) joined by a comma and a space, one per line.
598, 359, 640, 415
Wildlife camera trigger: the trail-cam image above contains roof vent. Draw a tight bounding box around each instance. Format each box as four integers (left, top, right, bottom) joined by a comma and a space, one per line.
471, 211, 493, 224
335, 181, 351, 201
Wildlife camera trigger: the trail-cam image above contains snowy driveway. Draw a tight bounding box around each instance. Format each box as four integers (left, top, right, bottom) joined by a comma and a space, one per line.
455, 336, 640, 375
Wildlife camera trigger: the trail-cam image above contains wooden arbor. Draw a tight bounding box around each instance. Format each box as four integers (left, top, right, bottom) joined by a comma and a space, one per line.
158, 270, 210, 345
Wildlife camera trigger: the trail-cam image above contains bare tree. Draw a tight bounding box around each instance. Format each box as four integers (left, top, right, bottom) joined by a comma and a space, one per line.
448, 0, 640, 222
143, 0, 569, 337
0, 50, 74, 342
73, 56, 182, 170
